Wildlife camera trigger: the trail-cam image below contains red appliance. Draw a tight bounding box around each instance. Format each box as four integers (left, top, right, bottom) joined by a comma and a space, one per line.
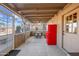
46, 24, 57, 45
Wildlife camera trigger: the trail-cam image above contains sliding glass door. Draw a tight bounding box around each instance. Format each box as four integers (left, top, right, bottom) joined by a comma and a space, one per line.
0, 5, 14, 55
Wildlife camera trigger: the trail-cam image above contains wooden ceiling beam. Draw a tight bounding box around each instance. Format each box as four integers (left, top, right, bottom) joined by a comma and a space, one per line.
25, 17, 52, 21
27, 18, 50, 21
19, 9, 57, 15
23, 14, 54, 17
21, 12, 56, 15
17, 7, 63, 11
18, 9, 58, 12
25, 16, 53, 18
25, 17, 51, 18
27, 18, 50, 23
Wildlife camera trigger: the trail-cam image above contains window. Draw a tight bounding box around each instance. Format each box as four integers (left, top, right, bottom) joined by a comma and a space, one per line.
0, 12, 8, 36
72, 13, 77, 33
8, 16, 13, 34
25, 23, 30, 32
0, 5, 13, 36
65, 13, 77, 33
30, 23, 46, 32
0, 5, 25, 35
15, 15, 24, 34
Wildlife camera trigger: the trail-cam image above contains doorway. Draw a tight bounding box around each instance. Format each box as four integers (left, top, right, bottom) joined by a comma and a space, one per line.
62, 7, 79, 53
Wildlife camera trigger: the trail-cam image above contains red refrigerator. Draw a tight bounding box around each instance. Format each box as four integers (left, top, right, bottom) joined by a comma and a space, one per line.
46, 24, 57, 45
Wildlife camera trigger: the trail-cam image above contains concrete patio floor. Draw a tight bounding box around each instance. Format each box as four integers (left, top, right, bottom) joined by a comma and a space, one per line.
16, 37, 67, 56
